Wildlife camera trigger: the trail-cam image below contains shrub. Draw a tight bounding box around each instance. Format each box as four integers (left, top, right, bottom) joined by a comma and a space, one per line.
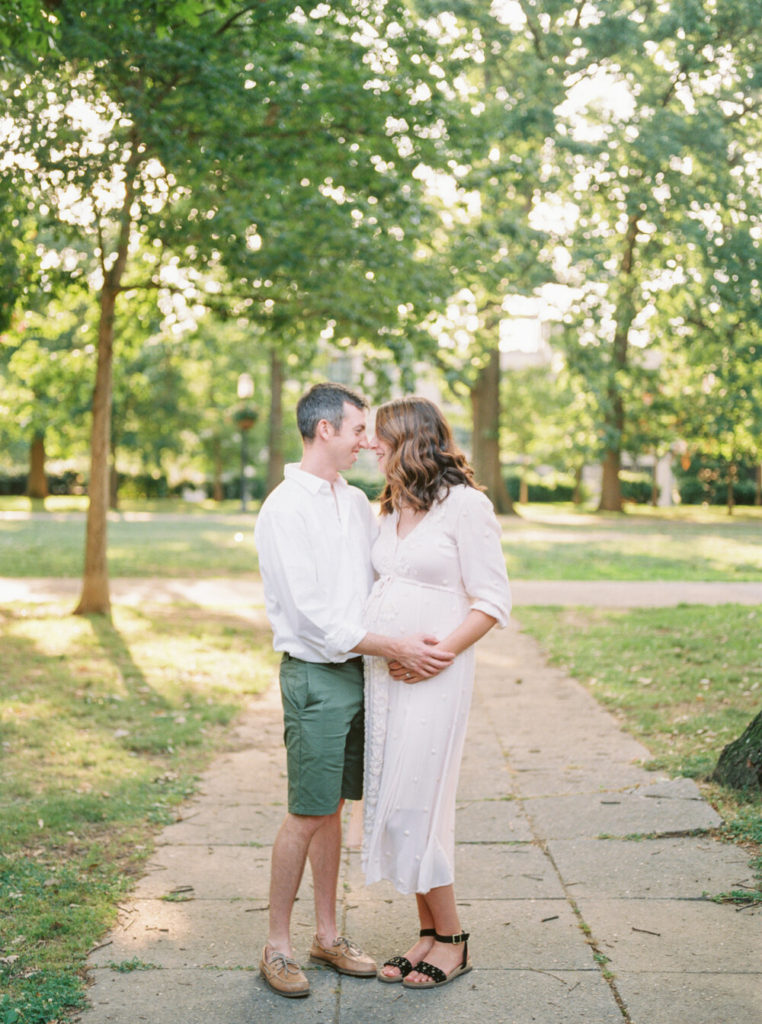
674, 455, 760, 506
503, 474, 577, 503
345, 472, 384, 501
620, 475, 654, 504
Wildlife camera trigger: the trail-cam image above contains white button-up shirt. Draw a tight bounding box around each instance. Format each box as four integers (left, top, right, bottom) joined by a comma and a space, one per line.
254, 464, 377, 663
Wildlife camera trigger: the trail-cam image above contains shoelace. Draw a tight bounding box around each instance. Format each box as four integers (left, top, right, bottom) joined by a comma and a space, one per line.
332, 936, 363, 955
268, 951, 302, 976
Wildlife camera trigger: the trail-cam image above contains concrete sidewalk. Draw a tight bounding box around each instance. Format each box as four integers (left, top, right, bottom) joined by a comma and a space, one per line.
73, 620, 761, 1024
5, 575, 762, 609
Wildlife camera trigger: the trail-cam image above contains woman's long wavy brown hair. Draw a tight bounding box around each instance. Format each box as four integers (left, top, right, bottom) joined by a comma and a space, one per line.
375, 396, 480, 515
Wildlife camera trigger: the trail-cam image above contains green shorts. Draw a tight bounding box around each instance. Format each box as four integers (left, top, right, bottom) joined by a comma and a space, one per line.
279, 653, 365, 816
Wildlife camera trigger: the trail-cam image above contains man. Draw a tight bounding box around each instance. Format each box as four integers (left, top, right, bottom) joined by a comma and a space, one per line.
254, 382, 453, 998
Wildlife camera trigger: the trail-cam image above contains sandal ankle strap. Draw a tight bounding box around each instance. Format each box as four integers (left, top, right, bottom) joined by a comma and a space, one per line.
434, 931, 469, 944
419, 928, 435, 937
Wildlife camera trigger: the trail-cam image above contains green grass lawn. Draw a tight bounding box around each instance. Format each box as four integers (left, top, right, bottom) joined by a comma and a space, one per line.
2, 498, 761, 579
501, 503, 762, 581
0, 598, 278, 1023
0, 508, 259, 577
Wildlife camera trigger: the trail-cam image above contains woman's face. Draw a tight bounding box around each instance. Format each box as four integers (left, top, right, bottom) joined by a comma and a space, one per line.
369, 431, 393, 476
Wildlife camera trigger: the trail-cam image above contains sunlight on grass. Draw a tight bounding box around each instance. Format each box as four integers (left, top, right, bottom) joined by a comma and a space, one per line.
3, 501, 761, 579
500, 506, 762, 580
0, 514, 259, 576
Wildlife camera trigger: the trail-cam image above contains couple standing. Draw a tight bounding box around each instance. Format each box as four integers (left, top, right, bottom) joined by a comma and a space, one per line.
254, 382, 511, 998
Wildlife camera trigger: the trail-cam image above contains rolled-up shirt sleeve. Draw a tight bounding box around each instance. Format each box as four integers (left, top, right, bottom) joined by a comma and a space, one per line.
455, 488, 512, 627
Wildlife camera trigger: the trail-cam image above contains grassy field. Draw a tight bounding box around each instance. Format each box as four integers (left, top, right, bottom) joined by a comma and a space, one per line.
1, 500, 761, 1021
2, 499, 762, 579
501, 503, 762, 581
0, 505, 259, 578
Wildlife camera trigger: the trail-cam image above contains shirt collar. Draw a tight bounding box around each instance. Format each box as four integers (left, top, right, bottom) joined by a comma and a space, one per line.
284, 463, 348, 494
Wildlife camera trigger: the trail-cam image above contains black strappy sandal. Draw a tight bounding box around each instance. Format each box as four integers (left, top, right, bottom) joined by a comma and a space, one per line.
402, 930, 472, 989
377, 929, 436, 983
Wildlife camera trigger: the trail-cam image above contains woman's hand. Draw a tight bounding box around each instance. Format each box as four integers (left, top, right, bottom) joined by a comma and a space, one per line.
387, 636, 454, 682
353, 631, 455, 676
388, 659, 422, 684
385, 612, 498, 683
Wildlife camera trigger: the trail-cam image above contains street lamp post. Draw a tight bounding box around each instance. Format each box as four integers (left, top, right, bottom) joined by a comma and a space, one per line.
236, 373, 256, 513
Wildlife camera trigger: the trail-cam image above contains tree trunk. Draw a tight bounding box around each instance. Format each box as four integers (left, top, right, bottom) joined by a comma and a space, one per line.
470, 346, 514, 515
266, 348, 285, 496
711, 708, 762, 792
212, 436, 224, 502
598, 214, 638, 514
726, 463, 736, 516
27, 432, 48, 499
599, 449, 622, 512
74, 145, 138, 616
651, 454, 659, 506
755, 464, 761, 506
519, 473, 529, 505
74, 282, 116, 616
573, 464, 584, 505
109, 436, 119, 511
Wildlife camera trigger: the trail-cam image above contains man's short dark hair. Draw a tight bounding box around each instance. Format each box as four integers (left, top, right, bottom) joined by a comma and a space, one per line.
296, 382, 368, 440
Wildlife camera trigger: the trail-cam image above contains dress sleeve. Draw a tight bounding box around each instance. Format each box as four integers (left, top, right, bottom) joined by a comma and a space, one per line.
454, 488, 512, 627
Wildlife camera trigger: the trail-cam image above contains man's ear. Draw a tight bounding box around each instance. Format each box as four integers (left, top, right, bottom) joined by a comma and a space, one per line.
315, 418, 334, 441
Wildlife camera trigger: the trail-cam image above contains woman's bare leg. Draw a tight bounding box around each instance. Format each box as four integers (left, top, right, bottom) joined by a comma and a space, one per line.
404, 883, 468, 984
377, 891, 436, 980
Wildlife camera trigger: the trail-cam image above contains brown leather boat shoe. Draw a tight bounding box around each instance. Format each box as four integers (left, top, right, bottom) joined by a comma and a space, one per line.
309, 935, 377, 977
259, 945, 310, 998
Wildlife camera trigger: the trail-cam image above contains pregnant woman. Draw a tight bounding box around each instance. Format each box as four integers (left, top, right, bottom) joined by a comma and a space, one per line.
362, 395, 511, 989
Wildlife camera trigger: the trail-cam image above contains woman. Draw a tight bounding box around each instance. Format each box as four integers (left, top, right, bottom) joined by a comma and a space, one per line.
362, 396, 511, 989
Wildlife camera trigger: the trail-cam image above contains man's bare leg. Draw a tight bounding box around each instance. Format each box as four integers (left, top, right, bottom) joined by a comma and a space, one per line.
267, 812, 329, 957
307, 801, 343, 944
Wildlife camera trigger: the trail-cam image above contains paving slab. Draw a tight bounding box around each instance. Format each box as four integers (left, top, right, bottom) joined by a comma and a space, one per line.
508, 760, 661, 797
458, 743, 516, 799
509, 579, 762, 606
89, 898, 269, 968
156, 800, 285, 846
5, 575, 762, 608
337, 970, 622, 1024
578, 899, 762, 973
344, 897, 594, 971
132, 844, 272, 900
506, 730, 653, 765
197, 749, 285, 802
345, 844, 565, 901
547, 836, 754, 899
521, 779, 722, 840
613, 972, 762, 1024
81, 968, 343, 1024
453, 843, 566, 900
453, 798, 536, 843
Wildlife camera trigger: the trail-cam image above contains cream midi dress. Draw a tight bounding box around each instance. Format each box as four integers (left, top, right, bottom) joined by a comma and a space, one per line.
362, 484, 512, 895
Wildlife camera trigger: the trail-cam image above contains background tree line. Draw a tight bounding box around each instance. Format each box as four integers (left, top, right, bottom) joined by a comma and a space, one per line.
1, 0, 762, 612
